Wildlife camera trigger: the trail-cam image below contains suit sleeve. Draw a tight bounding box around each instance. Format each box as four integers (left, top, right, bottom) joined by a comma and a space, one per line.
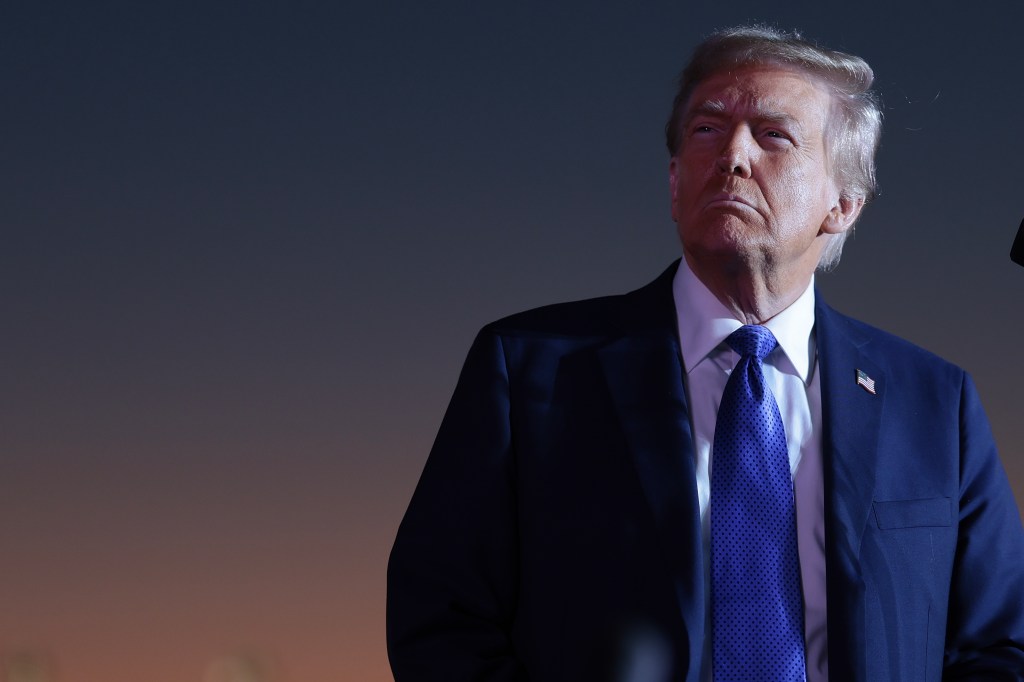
387, 328, 529, 681
943, 372, 1024, 678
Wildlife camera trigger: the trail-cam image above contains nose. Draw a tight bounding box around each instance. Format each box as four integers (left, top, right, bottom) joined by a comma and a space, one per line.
715, 127, 753, 178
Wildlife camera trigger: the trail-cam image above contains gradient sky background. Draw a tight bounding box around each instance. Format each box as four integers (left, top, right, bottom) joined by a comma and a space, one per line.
3, 1, 1024, 681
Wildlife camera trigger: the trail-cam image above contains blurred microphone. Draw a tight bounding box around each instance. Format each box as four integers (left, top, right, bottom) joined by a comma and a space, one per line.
1012, 217, 1024, 266
611, 624, 673, 682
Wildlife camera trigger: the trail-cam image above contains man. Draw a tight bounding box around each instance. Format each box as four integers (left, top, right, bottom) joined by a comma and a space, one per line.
387, 26, 1024, 681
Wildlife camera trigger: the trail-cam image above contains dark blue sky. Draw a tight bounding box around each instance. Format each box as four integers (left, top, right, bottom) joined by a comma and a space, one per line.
2, 1, 1023, 679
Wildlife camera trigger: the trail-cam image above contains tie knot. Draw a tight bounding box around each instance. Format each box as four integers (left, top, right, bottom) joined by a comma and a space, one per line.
726, 325, 778, 360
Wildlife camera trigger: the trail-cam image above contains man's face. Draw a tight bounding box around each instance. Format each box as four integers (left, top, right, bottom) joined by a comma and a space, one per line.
670, 65, 852, 277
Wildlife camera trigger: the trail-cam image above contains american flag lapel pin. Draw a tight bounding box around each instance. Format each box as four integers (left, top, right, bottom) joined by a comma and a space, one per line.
856, 368, 877, 395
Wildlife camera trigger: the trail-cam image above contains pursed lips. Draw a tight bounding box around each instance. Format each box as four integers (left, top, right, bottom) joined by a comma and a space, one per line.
704, 191, 756, 211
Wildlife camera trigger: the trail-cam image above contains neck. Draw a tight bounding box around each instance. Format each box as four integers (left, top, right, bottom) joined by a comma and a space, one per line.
683, 251, 814, 325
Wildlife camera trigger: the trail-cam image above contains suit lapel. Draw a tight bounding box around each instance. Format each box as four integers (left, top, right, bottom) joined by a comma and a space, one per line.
815, 298, 886, 680
597, 265, 705, 682
589, 273, 884, 680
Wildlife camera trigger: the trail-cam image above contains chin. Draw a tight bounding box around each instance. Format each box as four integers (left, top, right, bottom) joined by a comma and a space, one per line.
682, 224, 760, 261
684, 236, 771, 274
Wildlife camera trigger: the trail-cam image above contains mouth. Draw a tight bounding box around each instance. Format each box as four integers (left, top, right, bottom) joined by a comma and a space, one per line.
704, 192, 755, 210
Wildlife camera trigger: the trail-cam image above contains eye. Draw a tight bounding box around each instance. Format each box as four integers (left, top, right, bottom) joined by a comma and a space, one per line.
689, 123, 719, 137
761, 129, 793, 146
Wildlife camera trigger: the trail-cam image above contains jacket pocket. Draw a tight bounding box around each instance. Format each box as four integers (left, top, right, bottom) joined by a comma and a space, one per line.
872, 497, 953, 529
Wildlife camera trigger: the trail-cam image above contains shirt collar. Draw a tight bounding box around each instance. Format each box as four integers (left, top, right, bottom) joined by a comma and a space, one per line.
672, 257, 816, 383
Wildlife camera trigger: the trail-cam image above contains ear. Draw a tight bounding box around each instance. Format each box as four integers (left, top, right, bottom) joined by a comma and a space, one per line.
669, 157, 680, 222
821, 193, 864, 235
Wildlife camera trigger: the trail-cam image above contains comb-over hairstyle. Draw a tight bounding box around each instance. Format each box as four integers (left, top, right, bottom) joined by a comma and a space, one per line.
665, 26, 882, 269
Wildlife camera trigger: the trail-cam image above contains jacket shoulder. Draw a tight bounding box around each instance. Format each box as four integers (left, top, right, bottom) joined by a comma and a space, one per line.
481, 261, 680, 342
817, 299, 965, 380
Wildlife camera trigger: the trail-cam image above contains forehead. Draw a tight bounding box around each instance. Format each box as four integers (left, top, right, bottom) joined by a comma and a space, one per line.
685, 64, 833, 128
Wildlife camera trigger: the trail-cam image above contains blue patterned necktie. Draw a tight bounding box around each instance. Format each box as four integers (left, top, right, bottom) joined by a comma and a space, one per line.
710, 325, 805, 681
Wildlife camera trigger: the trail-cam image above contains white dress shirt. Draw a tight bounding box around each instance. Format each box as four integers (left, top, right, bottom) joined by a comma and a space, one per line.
672, 258, 828, 682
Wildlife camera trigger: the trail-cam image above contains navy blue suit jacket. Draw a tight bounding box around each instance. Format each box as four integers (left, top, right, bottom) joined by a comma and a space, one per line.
388, 262, 1024, 681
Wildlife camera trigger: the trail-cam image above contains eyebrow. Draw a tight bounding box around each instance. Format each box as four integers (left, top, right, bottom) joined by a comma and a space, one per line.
683, 99, 804, 131
683, 100, 728, 123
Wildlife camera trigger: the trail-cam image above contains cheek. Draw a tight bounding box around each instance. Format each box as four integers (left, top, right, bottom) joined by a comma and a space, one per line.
676, 165, 710, 204
764, 165, 826, 215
